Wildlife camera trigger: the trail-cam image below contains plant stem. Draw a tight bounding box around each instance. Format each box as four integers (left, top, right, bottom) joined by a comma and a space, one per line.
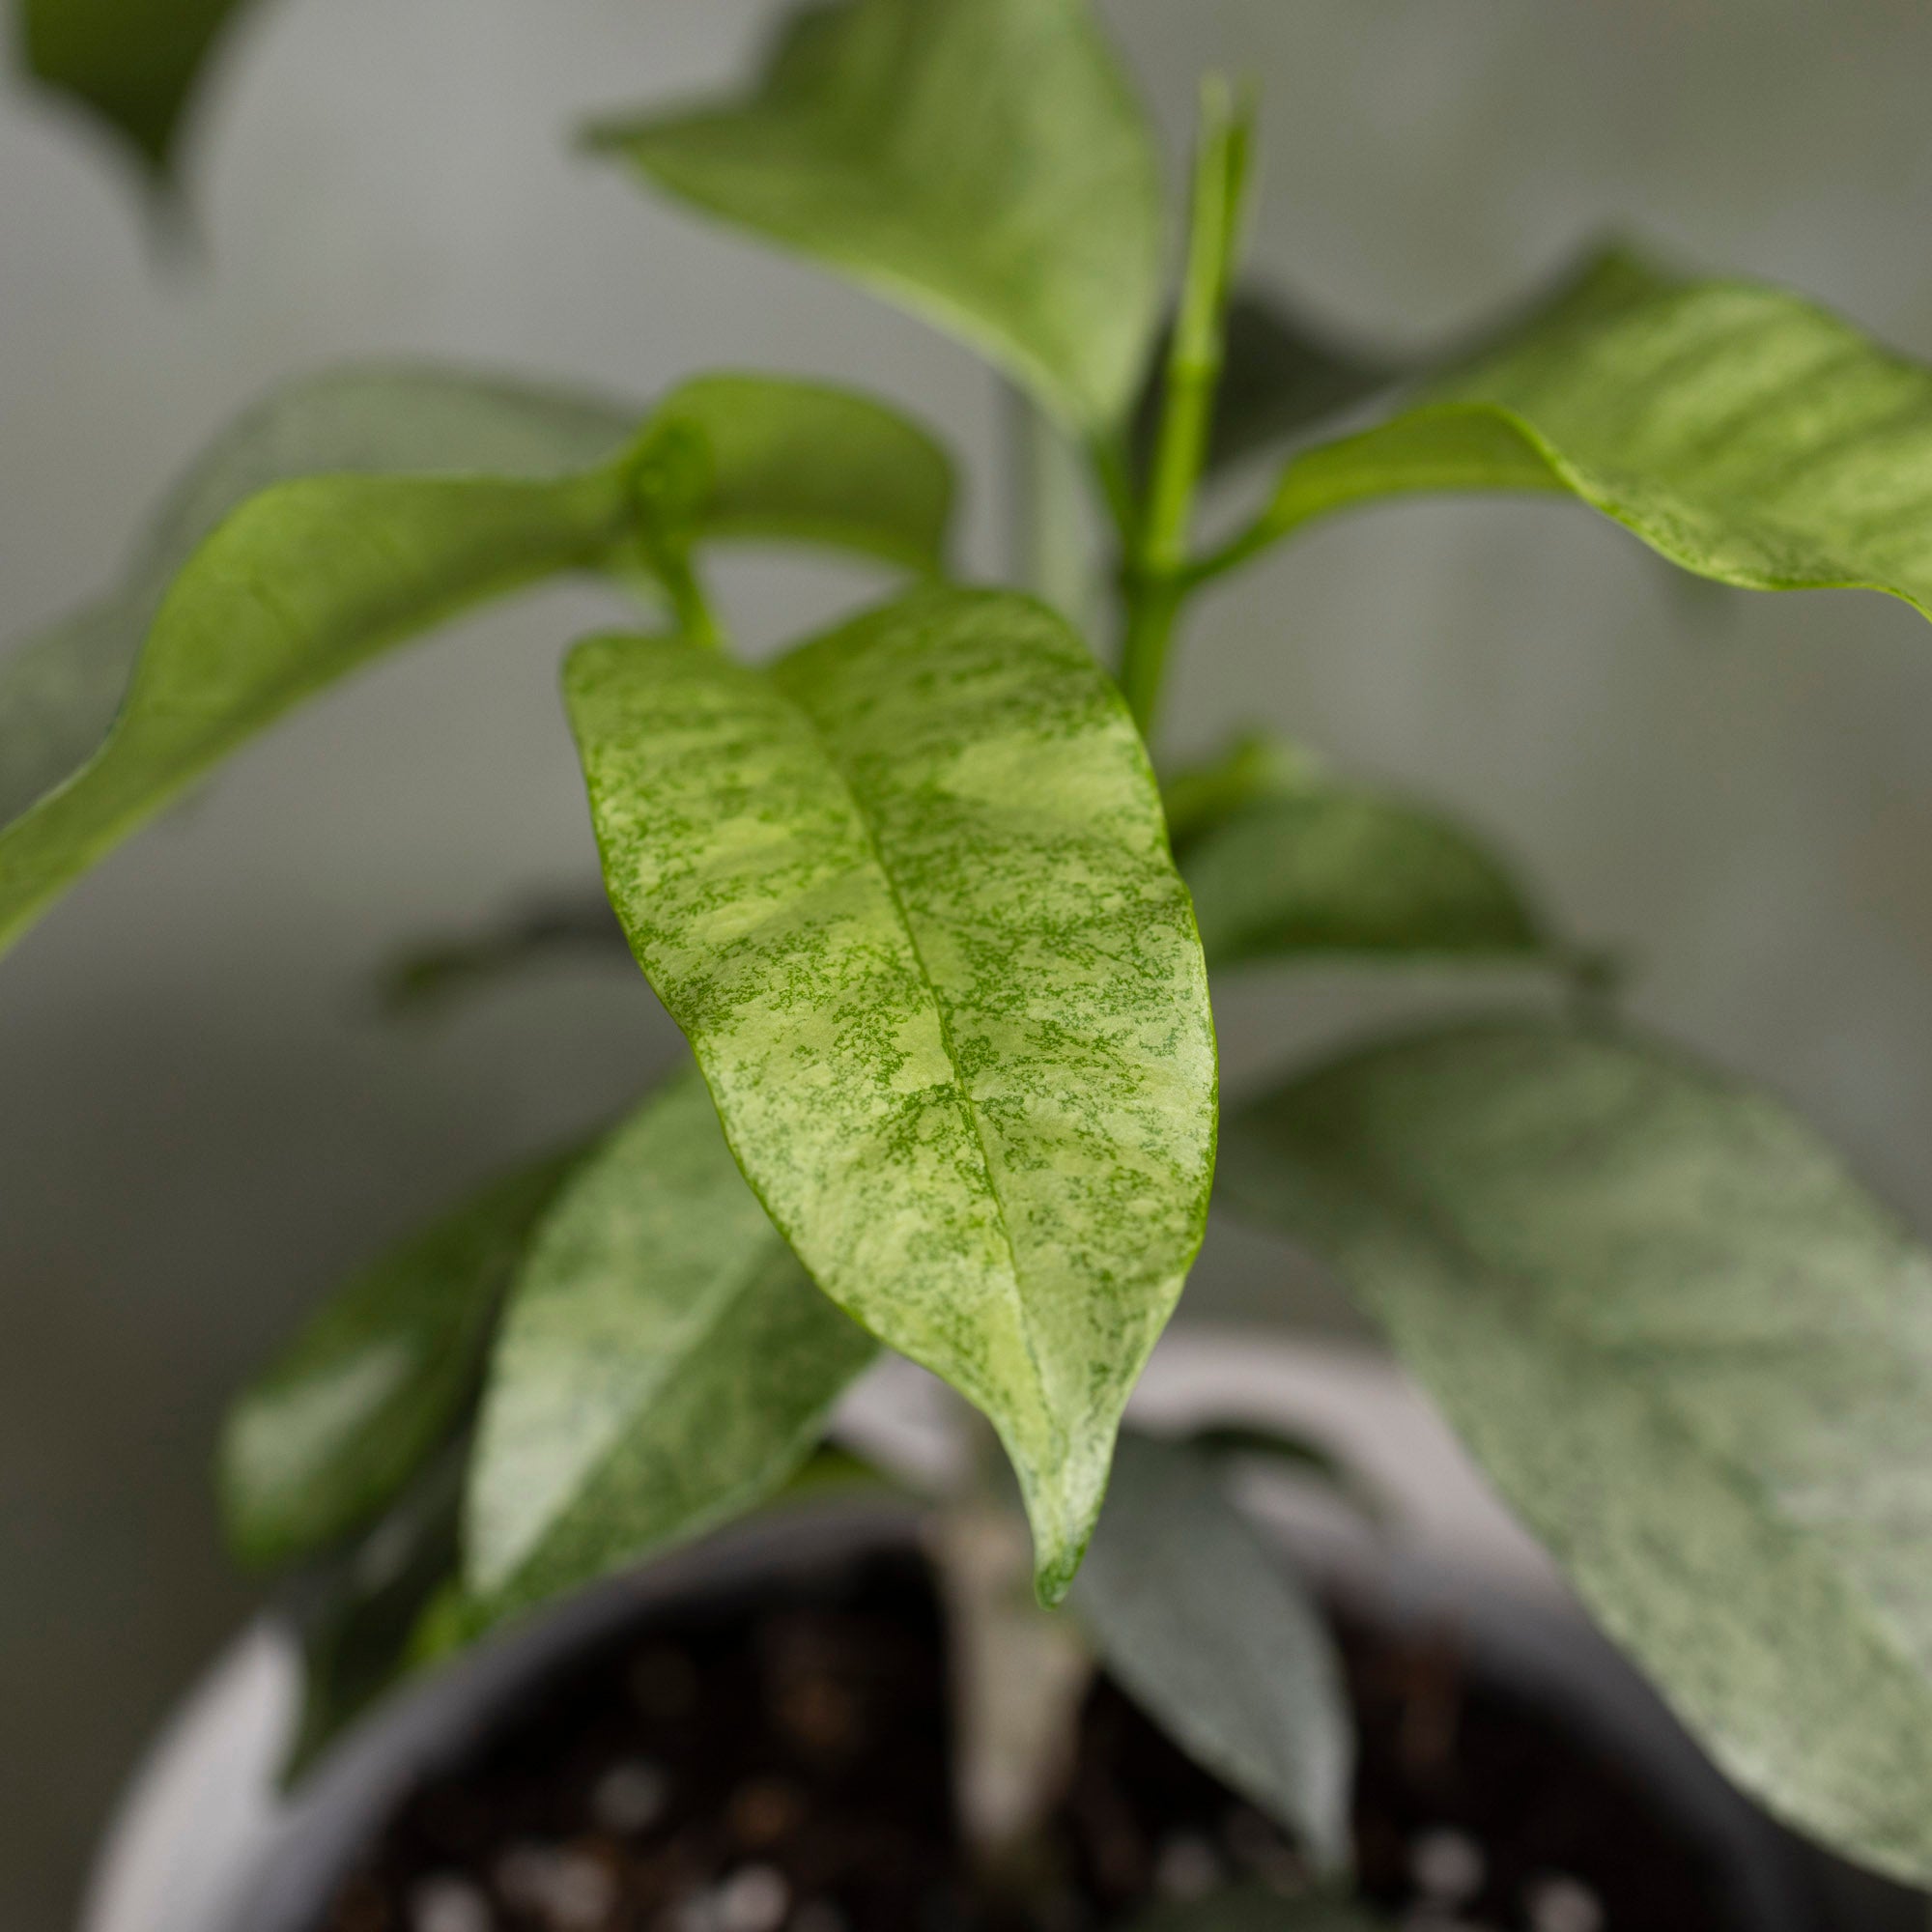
1118, 75, 1254, 743
655, 540, 726, 650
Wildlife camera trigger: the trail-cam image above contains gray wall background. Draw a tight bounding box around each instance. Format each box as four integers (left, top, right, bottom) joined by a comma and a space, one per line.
7, 3, 1932, 1925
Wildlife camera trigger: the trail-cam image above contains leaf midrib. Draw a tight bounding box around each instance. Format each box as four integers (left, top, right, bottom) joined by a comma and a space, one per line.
778, 675, 1054, 1431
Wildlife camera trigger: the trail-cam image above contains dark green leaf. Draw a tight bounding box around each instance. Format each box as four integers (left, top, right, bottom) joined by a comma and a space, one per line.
377, 892, 626, 1015
218, 1148, 581, 1571
1182, 789, 1549, 974
465, 1065, 877, 1622
565, 587, 1216, 1603
1214, 268, 1932, 628
22, 0, 264, 174
280, 1440, 465, 1783
1160, 734, 1313, 854
590, 0, 1165, 431
1162, 738, 1558, 976
1074, 1434, 1353, 1875
1222, 1019, 1932, 1884
0, 366, 635, 831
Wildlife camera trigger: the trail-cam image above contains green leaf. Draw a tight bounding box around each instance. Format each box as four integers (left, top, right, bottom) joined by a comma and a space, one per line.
647, 373, 953, 573
1128, 1891, 1389, 1932
376, 892, 626, 1015
0, 368, 956, 957
280, 1441, 466, 1783
465, 1065, 877, 1623
565, 586, 1216, 1602
0, 366, 635, 830
590, 0, 1165, 431
0, 462, 635, 956
1181, 787, 1550, 974
21, 0, 264, 174
1161, 737, 1557, 976
218, 1147, 581, 1571
1212, 267, 1932, 625
1073, 1433, 1354, 1875
1221, 1018, 1932, 1885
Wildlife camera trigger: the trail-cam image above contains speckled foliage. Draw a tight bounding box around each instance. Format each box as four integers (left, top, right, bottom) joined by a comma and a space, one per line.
467, 1066, 877, 1621
567, 587, 1217, 1600
1224, 1020, 1932, 1883
1230, 271, 1932, 614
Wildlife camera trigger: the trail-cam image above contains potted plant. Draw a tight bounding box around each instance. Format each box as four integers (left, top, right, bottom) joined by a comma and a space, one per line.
15, 1, 1932, 1928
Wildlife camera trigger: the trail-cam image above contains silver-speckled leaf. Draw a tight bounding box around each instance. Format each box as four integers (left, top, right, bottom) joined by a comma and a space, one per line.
465, 1065, 877, 1621
1074, 1434, 1353, 1874
565, 587, 1217, 1601
591, 0, 1165, 432
1222, 1019, 1932, 1885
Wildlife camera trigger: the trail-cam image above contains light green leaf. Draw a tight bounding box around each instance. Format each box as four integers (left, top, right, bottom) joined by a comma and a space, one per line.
218, 1147, 581, 1571
0, 463, 635, 956
590, 0, 1165, 431
1181, 788, 1549, 974
1213, 268, 1932, 623
21, 0, 265, 174
1074, 1433, 1353, 1875
1221, 1019, 1932, 1885
565, 586, 1216, 1602
465, 1065, 877, 1622
0, 366, 635, 830
1128, 1891, 1389, 1932
647, 373, 953, 572
0, 368, 956, 957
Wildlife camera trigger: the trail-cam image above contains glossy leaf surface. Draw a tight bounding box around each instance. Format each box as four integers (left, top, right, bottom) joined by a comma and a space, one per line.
22, 0, 263, 172
1074, 1434, 1353, 1873
1223, 272, 1932, 627
220, 1150, 580, 1571
466, 1066, 876, 1621
1222, 1019, 1932, 1883
591, 0, 1164, 431
0, 366, 634, 830
567, 587, 1216, 1601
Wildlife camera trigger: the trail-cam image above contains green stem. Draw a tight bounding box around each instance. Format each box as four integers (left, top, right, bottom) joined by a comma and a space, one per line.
655, 540, 726, 651
1118, 75, 1254, 744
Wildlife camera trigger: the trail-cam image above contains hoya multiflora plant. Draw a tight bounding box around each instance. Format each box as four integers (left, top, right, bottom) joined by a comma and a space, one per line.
19, 0, 1932, 1912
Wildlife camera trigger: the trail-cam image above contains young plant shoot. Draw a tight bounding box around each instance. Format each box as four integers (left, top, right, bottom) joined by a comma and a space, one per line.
16, 0, 1932, 1918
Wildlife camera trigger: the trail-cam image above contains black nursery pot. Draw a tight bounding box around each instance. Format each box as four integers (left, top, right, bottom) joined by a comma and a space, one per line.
216, 1499, 1908, 1932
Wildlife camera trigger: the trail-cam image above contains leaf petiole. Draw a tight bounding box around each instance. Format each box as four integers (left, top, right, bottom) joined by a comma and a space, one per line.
1119, 76, 1255, 742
